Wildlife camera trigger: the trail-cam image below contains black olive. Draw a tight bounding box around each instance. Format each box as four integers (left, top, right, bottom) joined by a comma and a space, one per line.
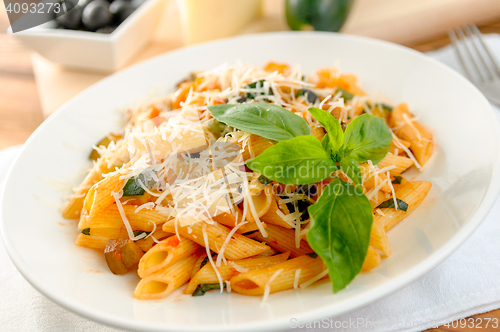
109, 0, 136, 24
296, 89, 319, 104
82, 0, 112, 31
55, 5, 83, 30
96, 25, 116, 33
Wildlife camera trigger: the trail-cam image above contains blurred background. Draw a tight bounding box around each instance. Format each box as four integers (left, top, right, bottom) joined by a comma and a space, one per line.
1, 0, 500, 149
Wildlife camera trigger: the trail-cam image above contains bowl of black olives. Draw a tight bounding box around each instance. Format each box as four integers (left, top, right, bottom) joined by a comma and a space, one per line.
9, 0, 165, 71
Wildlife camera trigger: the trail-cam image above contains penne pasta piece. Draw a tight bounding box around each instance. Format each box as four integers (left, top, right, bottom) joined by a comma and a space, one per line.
252, 224, 313, 258
78, 204, 169, 230
361, 164, 392, 193
230, 255, 324, 296
138, 236, 202, 278
135, 228, 173, 252
361, 246, 381, 272
369, 191, 388, 208
75, 233, 110, 251
377, 153, 414, 176
310, 126, 326, 141
369, 216, 391, 256
390, 103, 434, 166
134, 251, 203, 300
190, 253, 209, 279
82, 171, 124, 223
238, 134, 275, 161
260, 195, 293, 229
162, 221, 270, 260
376, 181, 432, 231
62, 158, 115, 219
244, 185, 273, 223
389, 138, 411, 155
184, 252, 290, 294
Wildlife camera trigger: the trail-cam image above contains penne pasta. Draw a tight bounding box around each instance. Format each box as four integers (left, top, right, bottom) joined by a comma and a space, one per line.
252, 224, 313, 258
230, 255, 324, 296
138, 236, 202, 278
376, 181, 432, 231
184, 252, 290, 294
361, 246, 381, 272
162, 221, 270, 260
377, 153, 414, 176
134, 251, 204, 300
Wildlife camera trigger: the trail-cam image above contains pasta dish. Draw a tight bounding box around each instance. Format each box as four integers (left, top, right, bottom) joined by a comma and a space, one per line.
62, 62, 433, 301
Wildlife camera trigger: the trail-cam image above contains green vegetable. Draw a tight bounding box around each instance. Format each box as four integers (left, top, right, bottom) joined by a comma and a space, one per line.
367, 102, 393, 112
257, 174, 273, 186
307, 178, 373, 292
245, 80, 274, 99
376, 198, 409, 211
192, 283, 225, 296
336, 87, 355, 101
392, 176, 403, 184
133, 230, 150, 239
199, 256, 210, 269
246, 136, 337, 184
207, 103, 311, 142
122, 173, 155, 196
82, 228, 90, 236
343, 114, 393, 164
285, 0, 353, 32
306, 252, 318, 258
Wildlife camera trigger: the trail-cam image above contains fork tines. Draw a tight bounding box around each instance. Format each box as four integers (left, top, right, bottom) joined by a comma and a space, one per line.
449, 25, 500, 83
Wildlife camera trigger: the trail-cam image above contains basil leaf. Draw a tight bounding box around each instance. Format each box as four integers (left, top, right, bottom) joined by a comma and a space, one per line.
392, 175, 403, 184
82, 228, 90, 236
339, 157, 362, 186
296, 89, 319, 104
367, 102, 393, 112
307, 178, 373, 292
308, 107, 343, 152
376, 198, 408, 211
208, 103, 310, 141
199, 256, 210, 269
123, 172, 156, 196
133, 230, 150, 239
306, 252, 318, 258
247, 136, 337, 184
192, 283, 225, 296
343, 114, 392, 164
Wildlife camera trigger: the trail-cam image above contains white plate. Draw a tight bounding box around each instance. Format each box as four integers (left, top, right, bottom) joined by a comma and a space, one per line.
2, 32, 500, 332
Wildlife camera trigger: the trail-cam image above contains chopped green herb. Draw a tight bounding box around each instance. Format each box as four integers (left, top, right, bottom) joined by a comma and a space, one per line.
367, 102, 393, 112
245, 80, 274, 99
192, 283, 225, 296
336, 87, 354, 101
133, 230, 150, 238
82, 228, 90, 236
122, 173, 156, 196
306, 252, 318, 258
376, 198, 408, 211
257, 174, 273, 186
199, 256, 210, 269
392, 176, 403, 184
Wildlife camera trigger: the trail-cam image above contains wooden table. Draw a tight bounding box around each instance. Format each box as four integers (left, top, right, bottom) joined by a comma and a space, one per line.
1, 3, 500, 331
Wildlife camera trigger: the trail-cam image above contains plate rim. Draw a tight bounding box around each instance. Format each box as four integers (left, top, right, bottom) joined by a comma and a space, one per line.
2, 31, 500, 332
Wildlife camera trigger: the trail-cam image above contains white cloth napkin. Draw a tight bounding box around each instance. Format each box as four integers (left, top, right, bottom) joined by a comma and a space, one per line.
1, 35, 500, 332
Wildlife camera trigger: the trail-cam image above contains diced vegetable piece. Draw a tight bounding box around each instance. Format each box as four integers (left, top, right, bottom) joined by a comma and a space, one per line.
89, 133, 121, 160
296, 89, 319, 103
104, 239, 144, 275
192, 283, 225, 296
336, 87, 354, 101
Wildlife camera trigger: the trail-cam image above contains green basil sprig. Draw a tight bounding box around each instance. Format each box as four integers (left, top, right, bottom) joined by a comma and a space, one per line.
207, 103, 310, 141
376, 198, 408, 211
246, 107, 393, 292
307, 178, 373, 292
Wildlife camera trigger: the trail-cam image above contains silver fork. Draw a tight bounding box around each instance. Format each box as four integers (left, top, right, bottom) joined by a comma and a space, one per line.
449, 25, 500, 106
